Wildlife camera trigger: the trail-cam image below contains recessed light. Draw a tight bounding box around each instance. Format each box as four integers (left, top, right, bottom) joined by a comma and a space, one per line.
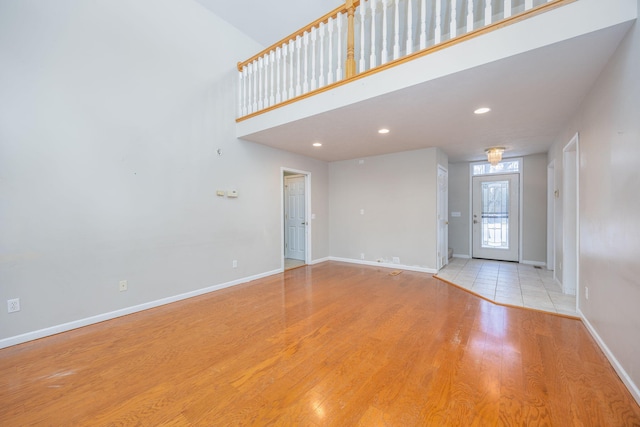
378, 128, 390, 134
312, 142, 322, 147
474, 107, 491, 115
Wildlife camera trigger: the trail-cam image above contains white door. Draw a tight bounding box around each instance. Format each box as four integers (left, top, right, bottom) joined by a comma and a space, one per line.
284, 175, 306, 261
437, 166, 449, 270
472, 174, 519, 261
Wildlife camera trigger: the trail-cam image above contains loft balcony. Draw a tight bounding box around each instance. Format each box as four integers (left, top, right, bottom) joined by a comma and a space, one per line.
236, 0, 637, 162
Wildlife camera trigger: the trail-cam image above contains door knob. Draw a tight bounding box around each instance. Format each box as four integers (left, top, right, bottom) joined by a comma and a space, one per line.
473, 220, 478, 224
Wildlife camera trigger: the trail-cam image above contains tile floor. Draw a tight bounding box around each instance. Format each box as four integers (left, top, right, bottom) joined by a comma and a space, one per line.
284, 258, 305, 270
435, 257, 577, 317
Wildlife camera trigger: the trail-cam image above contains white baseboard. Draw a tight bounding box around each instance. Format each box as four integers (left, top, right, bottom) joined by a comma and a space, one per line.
309, 257, 330, 265
328, 256, 437, 274
521, 259, 547, 267
0, 268, 282, 350
578, 308, 640, 406
453, 254, 471, 259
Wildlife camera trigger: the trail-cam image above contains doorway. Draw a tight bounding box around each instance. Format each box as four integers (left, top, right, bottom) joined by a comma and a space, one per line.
562, 134, 579, 296
437, 166, 449, 270
547, 160, 556, 273
472, 173, 520, 261
282, 169, 310, 270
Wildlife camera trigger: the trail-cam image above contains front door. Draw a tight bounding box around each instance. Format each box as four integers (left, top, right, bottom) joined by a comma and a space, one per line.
284, 175, 306, 261
472, 174, 519, 261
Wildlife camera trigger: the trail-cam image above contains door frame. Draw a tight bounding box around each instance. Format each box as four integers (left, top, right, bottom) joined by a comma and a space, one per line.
468, 158, 523, 262
547, 160, 556, 273
562, 133, 580, 299
437, 165, 449, 270
280, 167, 311, 270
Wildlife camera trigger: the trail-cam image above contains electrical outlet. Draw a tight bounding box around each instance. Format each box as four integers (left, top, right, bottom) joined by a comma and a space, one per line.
232, 260, 238, 268
585, 287, 589, 300
7, 298, 20, 313
119, 280, 128, 292
360, 253, 365, 260
392, 257, 400, 264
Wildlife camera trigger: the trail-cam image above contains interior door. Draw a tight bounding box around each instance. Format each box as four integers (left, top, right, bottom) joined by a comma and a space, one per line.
284, 175, 306, 261
472, 173, 519, 261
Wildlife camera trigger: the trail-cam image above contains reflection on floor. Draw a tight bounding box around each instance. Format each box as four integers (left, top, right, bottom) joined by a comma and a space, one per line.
284, 258, 305, 270
436, 257, 577, 317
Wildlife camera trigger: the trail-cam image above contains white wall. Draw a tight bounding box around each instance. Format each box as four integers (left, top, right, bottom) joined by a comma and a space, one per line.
447, 163, 470, 257
447, 154, 548, 263
0, 0, 329, 342
328, 148, 445, 271
549, 15, 640, 401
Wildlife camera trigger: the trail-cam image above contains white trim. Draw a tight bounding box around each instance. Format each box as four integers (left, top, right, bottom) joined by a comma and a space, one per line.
309, 257, 330, 265
547, 159, 556, 271
562, 133, 580, 302
578, 309, 640, 406
453, 254, 471, 259
521, 260, 547, 267
0, 269, 282, 350
328, 256, 437, 274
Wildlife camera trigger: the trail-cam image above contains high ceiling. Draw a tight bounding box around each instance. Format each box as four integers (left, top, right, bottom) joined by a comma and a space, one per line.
195, 0, 631, 163
194, 0, 344, 47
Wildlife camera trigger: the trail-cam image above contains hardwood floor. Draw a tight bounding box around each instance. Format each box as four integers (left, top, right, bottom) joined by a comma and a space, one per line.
1, 262, 639, 426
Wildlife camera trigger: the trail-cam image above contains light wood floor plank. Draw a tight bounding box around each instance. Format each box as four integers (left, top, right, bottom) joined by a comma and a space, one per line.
1, 262, 639, 426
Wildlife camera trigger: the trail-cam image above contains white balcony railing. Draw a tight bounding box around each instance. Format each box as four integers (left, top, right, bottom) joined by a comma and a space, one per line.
237, 0, 571, 120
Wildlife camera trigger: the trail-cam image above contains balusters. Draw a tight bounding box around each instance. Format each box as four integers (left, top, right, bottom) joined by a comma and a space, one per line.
406, 0, 414, 55
295, 35, 302, 96
467, 0, 474, 32
275, 47, 282, 104
303, 32, 310, 93
485, 0, 492, 25
504, 0, 512, 18
435, 0, 442, 44
319, 22, 326, 88
327, 17, 335, 84
337, 12, 344, 80
381, 0, 389, 64
370, 0, 378, 67
393, 0, 400, 59
288, 39, 295, 99
525, 0, 533, 10
250, 62, 257, 113
450, 0, 457, 39
311, 29, 318, 90
420, 0, 427, 49
359, 1, 367, 72
268, 51, 275, 107
238, 68, 244, 117
259, 57, 265, 110
262, 54, 269, 108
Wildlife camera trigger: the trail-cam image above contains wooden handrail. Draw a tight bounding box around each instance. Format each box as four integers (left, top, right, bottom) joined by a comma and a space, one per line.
237, 1, 361, 72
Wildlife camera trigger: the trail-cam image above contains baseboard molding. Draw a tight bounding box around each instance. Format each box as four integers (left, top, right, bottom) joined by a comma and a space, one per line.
521, 259, 547, 267
309, 257, 330, 265
0, 268, 282, 350
328, 256, 437, 274
578, 308, 640, 406
453, 254, 471, 259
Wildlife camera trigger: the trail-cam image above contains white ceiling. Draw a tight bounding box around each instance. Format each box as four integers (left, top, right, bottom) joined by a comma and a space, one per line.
195, 1, 631, 163
194, 0, 344, 46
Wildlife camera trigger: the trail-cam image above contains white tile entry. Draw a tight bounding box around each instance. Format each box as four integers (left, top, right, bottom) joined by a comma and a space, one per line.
435, 258, 577, 316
